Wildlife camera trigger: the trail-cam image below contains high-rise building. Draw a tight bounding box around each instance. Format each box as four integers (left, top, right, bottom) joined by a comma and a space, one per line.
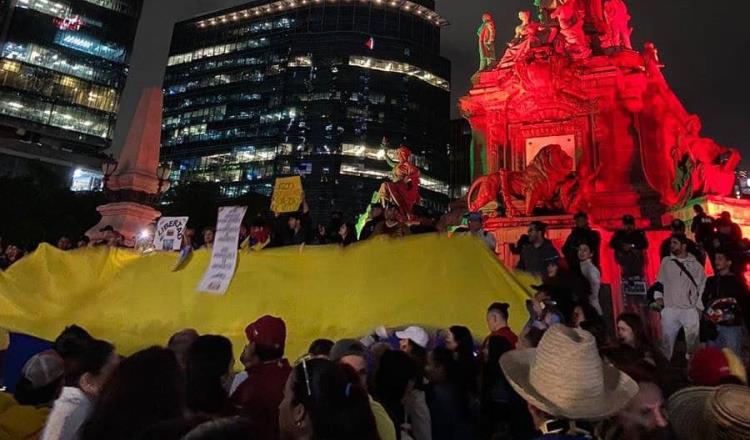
161, 0, 451, 221
0, 0, 143, 188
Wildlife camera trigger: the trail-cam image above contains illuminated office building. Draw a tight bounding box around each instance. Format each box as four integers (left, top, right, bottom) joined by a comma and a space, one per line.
162, 0, 451, 220
0, 0, 142, 186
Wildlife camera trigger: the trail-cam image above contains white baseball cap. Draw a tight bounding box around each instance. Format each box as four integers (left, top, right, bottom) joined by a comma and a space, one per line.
395, 326, 429, 349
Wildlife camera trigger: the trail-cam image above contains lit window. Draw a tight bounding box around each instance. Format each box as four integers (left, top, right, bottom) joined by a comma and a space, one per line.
288, 55, 312, 67
349, 55, 449, 91
54, 31, 126, 63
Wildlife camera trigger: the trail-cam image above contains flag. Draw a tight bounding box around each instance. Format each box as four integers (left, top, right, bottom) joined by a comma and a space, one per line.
365, 37, 375, 50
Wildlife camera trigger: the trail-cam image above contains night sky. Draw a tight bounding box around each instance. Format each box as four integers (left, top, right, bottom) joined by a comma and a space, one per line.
438, 0, 749, 162
118, 0, 748, 163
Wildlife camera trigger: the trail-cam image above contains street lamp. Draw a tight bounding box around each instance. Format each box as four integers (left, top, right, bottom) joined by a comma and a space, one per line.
101, 154, 118, 190
157, 162, 172, 194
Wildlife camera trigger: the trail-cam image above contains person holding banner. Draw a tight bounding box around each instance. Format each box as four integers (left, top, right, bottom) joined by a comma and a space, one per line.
273, 195, 312, 247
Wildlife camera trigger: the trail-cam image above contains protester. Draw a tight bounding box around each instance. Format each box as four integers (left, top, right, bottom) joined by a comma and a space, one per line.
313, 224, 329, 245
484, 302, 517, 350
576, 242, 602, 314
0, 350, 64, 440
691, 204, 715, 248
43, 338, 119, 440
598, 380, 670, 440
525, 285, 566, 333
654, 234, 707, 361
543, 255, 590, 307
231, 315, 291, 440
329, 339, 397, 440
272, 197, 312, 247
201, 227, 215, 249
517, 327, 545, 350
562, 212, 601, 269
80, 347, 184, 440
425, 347, 478, 440
182, 227, 197, 250
702, 250, 748, 355
278, 357, 379, 440
307, 339, 334, 359
500, 325, 638, 439
373, 350, 430, 440
688, 347, 747, 386
334, 222, 358, 246
396, 325, 430, 368
668, 385, 750, 440
75, 236, 90, 249
659, 219, 705, 265
461, 212, 497, 252
57, 236, 73, 251
479, 335, 533, 440
372, 205, 411, 238
167, 328, 199, 371
444, 325, 478, 398
610, 215, 649, 315
360, 203, 385, 240
185, 335, 235, 417
2, 244, 24, 269
516, 221, 559, 276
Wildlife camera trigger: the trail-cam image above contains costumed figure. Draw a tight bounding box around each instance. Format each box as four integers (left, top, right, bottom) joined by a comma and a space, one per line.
379, 144, 421, 220
467, 144, 578, 217
671, 116, 741, 203
549, 0, 592, 59
500, 11, 543, 66
476, 13, 497, 71
601, 0, 632, 49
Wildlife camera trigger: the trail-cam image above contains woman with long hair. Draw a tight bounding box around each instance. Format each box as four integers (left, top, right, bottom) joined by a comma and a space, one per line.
444, 325, 478, 397
81, 347, 186, 440
278, 357, 379, 440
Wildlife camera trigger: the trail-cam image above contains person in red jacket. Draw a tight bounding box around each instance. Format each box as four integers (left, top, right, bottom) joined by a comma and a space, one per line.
230, 315, 291, 440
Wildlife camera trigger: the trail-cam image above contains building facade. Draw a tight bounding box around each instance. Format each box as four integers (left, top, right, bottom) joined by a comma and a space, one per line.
161, 0, 451, 221
0, 0, 142, 186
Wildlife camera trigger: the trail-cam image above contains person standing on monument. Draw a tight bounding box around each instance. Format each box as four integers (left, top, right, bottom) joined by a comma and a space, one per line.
516, 221, 560, 277
562, 212, 601, 269
659, 219, 705, 266
654, 234, 707, 361
610, 215, 649, 313
691, 204, 714, 250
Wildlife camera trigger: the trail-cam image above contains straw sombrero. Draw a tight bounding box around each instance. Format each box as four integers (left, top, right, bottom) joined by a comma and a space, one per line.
668, 385, 750, 440
500, 325, 638, 421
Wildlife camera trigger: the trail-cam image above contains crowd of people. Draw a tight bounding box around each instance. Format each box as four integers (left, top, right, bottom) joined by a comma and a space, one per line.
1, 297, 748, 440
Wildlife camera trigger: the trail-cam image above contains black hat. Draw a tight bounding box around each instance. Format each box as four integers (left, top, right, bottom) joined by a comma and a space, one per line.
670, 218, 686, 230
622, 215, 635, 225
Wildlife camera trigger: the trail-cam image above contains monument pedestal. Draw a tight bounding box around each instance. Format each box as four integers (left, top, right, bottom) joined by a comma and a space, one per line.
86, 87, 165, 247
86, 202, 161, 247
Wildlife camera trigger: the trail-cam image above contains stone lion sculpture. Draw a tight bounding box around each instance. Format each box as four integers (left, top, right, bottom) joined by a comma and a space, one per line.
468, 144, 575, 216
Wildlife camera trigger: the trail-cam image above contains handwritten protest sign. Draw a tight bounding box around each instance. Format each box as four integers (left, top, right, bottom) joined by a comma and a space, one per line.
270, 176, 303, 213
197, 206, 247, 295
154, 217, 188, 251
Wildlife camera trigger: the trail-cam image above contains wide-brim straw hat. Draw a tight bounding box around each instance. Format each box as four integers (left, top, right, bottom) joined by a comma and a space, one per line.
500, 324, 638, 421
668, 385, 750, 440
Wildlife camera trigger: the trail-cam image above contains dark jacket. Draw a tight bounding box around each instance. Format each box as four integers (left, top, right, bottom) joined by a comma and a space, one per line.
692, 213, 715, 245
230, 359, 292, 440
360, 215, 384, 240
272, 212, 312, 247
517, 240, 560, 276
562, 227, 602, 268
609, 229, 648, 277
659, 235, 706, 266
702, 274, 748, 328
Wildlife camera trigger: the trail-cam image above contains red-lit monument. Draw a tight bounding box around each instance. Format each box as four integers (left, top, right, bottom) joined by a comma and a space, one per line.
460, 0, 746, 302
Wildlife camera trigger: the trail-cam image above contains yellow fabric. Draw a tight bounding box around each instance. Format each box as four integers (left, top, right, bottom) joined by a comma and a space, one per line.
0, 235, 534, 359
0, 393, 49, 440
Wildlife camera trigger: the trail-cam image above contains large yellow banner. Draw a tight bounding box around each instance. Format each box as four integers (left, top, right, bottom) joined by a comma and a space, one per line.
0, 235, 534, 358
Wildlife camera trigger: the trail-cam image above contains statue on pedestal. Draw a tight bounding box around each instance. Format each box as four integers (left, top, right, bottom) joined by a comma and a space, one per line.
467, 144, 579, 217
672, 116, 741, 203
602, 0, 632, 49
549, 0, 592, 59
379, 143, 421, 220
476, 13, 497, 71
500, 11, 543, 66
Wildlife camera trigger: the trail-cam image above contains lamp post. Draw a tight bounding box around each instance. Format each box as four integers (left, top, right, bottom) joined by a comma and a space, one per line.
101, 154, 119, 191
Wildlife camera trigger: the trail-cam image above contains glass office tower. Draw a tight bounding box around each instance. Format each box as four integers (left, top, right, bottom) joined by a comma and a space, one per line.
0, 0, 142, 157
162, 0, 451, 220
